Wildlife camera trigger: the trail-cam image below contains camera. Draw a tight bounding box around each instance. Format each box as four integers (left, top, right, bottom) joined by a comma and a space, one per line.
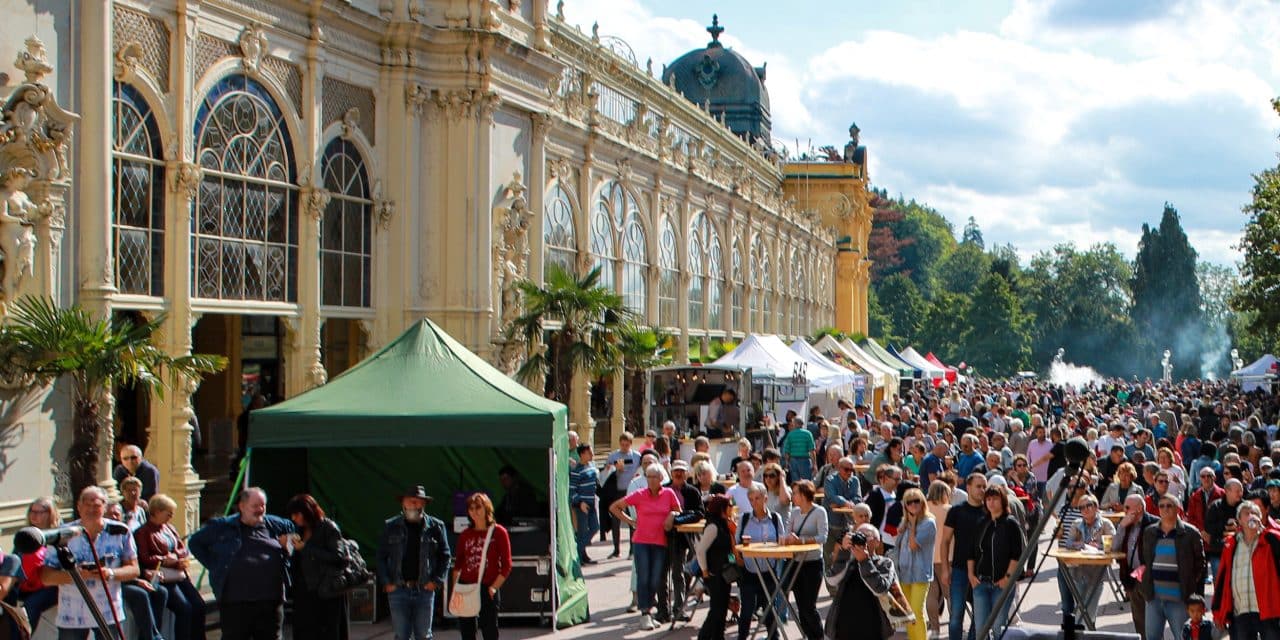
848, 531, 868, 547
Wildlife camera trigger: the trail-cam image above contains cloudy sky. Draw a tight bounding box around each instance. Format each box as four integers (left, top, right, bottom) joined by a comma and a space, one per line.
562, 0, 1280, 266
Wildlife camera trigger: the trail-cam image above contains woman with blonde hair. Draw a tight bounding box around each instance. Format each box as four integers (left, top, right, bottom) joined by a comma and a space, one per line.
452, 493, 513, 640
925, 481, 953, 637
895, 487, 935, 640
17, 497, 60, 632
1156, 447, 1187, 499
761, 462, 791, 525
134, 493, 206, 640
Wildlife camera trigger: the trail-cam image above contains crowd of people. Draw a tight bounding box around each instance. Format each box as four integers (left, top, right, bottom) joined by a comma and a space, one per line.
570, 378, 1280, 640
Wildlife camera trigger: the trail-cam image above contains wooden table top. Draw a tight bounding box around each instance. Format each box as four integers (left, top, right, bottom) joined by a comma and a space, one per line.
739, 543, 822, 559
831, 506, 856, 514
1049, 548, 1124, 566
1101, 512, 1125, 523
676, 522, 706, 534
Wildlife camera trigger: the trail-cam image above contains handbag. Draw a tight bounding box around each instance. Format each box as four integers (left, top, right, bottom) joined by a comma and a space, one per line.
448, 527, 494, 618
157, 566, 187, 584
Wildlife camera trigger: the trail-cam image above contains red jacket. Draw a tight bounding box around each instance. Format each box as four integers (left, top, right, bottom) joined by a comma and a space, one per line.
133, 521, 191, 582
1188, 485, 1225, 531
1212, 528, 1280, 627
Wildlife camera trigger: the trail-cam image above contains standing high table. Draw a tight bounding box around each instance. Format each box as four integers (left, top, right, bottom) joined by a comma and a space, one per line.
738, 542, 822, 640
673, 521, 708, 629
1048, 548, 1125, 630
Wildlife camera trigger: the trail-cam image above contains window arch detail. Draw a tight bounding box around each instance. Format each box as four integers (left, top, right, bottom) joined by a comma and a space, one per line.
731, 240, 744, 332
543, 182, 577, 275
591, 180, 646, 314
192, 74, 298, 302
111, 81, 165, 296
689, 213, 722, 331
320, 138, 372, 308
658, 216, 679, 327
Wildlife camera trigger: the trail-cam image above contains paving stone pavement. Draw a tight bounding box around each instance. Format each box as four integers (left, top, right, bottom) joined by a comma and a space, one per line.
229, 527, 1209, 640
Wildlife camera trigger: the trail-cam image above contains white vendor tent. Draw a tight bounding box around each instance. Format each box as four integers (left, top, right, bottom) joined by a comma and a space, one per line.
1231, 354, 1278, 393
900, 346, 947, 381
813, 335, 897, 391
842, 338, 906, 382
715, 333, 808, 380
791, 339, 864, 395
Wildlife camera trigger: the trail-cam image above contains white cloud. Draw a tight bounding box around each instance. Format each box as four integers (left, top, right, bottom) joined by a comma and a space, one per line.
565, 0, 1279, 265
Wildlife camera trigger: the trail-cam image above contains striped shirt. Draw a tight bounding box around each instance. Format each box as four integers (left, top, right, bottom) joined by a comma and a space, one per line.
1150, 533, 1182, 602
1231, 536, 1259, 615
569, 463, 598, 507
1058, 506, 1082, 547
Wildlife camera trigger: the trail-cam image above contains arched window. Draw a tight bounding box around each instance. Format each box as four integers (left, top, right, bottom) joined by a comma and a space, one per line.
759, 242, 772, 333
658, 217, 679, 327
111, 82, 165, 296
591, 181, 647, 315
687, 217, 704, 328
193, 75, 298, 301
689, 213, 722, 331
543, 182, 577, 275
791, 248, 804, 337
319, 138, 372, 308
731, 240, 743, 332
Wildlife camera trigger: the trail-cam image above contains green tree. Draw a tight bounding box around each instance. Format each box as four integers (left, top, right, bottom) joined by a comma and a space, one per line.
867, 287, 892, 340
1023, 243, 1136, 376
1131, 204, 1204, 379
916, 291, 971, 364
0, 297, 226, 500
936, 242, 991, 296
961, 216, 985, 249
875, 274, 926, 343
1232, 163, 1280, 337
962, 274, 1032, 376
507, 264, 631, 405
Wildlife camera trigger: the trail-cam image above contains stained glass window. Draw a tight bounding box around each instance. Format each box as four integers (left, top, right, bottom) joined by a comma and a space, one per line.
791, 249, 804, 337
591, 181, 647, 315
689, 212, 723, 331
731, 241, 743, 332
192, 74, 297, 302
658, 217, 678, 327
320, 138, 372, 308
544, 182, 577, 275
111, 82, 165, 296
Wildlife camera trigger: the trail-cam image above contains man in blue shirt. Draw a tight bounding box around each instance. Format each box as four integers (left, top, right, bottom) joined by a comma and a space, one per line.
823, 456, 863, 562
920, 440, 948, 487
1125, 429, 1156, 463
954, 434, 985, 478
570, 444, 600, 563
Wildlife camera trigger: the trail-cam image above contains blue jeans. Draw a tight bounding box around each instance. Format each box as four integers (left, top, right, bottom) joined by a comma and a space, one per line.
948, 568, 974, 640
1057, 570, 1076, 618
788, 457, 813, 482
122, 582, 166, 640
57, 629, 121, 640
971, 581, 1011, 638
575, 504, 600, 558
633, 543, 666, 612
22, 586, 58, 631
1146, 597, 1189, 640
389, 587, 436, 640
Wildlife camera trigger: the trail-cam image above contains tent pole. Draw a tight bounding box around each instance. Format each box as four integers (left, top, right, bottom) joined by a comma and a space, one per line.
549, 447, 559, 632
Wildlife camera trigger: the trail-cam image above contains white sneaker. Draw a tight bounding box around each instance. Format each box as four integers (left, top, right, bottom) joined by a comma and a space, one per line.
640, 614, 657, 631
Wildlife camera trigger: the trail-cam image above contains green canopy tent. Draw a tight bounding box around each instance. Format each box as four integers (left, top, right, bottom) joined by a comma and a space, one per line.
247, 318, 589, 627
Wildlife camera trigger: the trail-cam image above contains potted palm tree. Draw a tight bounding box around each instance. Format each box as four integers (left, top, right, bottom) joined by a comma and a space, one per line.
506, 264, 630, 415
0, 297, 226, 502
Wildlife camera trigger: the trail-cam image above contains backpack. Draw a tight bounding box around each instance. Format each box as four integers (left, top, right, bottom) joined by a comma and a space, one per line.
738, 510, 783, 544
318, 536, 375, 598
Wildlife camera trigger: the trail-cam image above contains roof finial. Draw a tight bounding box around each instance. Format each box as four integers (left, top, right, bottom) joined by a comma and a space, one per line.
707, 14, 724, 45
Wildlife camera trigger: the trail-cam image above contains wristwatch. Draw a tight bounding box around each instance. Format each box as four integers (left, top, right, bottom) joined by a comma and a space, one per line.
106, 568, 116, 581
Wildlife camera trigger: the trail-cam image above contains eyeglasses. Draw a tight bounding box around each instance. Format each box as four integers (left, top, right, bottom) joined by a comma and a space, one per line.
1156, 480, 1169, 485
904, 500, 922, 506
123, 456, 140, 460
1082, 504, 1098, 510
764, 472, 779, 478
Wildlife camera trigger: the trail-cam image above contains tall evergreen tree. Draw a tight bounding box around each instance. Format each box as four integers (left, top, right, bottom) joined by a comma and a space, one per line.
961, 216, 985, 249
1232, 163, 1280, 337
1131, 204, 1204, 379
875, 274, 926, 344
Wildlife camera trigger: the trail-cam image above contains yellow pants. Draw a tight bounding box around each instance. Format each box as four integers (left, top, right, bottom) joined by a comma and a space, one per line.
903, 582, 929, 640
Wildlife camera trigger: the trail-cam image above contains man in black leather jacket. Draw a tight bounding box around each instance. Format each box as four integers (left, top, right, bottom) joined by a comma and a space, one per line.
376, 486, 452, 640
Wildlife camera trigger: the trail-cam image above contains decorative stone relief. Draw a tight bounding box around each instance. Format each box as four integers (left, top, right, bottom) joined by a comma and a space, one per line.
114, 42, 144, 81
615, 157, 632, 187
0, 37, 78, 311
170, 162, 203, 202
405, 83, 429, 117
340, 108, 360, 140
238, 24, 269, 74
492, 172, 531, 346
548, 157, 575, 188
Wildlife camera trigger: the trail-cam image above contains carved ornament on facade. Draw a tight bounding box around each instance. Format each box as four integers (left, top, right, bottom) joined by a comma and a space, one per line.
615, 157, 632, 187
238, 24, 269, 75
339, 108, 360, 140
0, 168, 39, 299
405, 83, 429, 117
530, 111, 553, 142
113, 41, 145, 81
492, 172, 532, 333
547, 157, 574, 187
301, 185, 332, 222
169, 162, 203, 202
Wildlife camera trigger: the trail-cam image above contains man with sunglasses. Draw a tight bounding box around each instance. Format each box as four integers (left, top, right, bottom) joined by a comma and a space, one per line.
112, 444, 160, 501
1138, 493, 1206, 640
1205, 479, 1247, 584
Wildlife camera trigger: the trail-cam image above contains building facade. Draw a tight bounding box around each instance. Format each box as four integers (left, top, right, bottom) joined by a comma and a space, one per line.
0, 0, 870, 533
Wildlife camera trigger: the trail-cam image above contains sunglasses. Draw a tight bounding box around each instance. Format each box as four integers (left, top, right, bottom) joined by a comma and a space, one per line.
764, 473, 779, 478
123, 456, 140, 460
904, 500, 922, 506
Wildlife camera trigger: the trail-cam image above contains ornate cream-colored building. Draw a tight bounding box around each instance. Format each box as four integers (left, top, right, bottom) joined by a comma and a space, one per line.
0, 0, 870, 533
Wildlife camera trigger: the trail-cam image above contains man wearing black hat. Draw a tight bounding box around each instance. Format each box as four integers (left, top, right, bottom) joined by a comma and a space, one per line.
377, 486, 452, 640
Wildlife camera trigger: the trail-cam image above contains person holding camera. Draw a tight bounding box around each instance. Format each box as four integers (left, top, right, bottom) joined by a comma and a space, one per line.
1211, 501, 1280, 639
39, 486, 141, 640
825, 525, 894, 640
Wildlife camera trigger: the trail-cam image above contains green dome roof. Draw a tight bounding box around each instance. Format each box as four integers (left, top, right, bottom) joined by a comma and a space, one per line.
661, 15, 771, 143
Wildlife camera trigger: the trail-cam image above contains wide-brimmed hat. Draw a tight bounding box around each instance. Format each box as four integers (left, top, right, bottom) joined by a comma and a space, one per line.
399, 485, 434, 502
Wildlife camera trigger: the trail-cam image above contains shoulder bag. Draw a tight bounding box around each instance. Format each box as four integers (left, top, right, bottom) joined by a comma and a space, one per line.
449, 527, 494, 618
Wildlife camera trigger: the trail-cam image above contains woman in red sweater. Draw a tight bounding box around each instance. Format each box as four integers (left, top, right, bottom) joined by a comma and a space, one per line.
17, 497, 60, 633
452, 493, 512, 640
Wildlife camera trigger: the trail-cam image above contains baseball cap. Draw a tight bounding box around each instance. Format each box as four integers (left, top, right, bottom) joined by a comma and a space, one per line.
671, 460, 691, 472
1261, 457, 1274, 470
